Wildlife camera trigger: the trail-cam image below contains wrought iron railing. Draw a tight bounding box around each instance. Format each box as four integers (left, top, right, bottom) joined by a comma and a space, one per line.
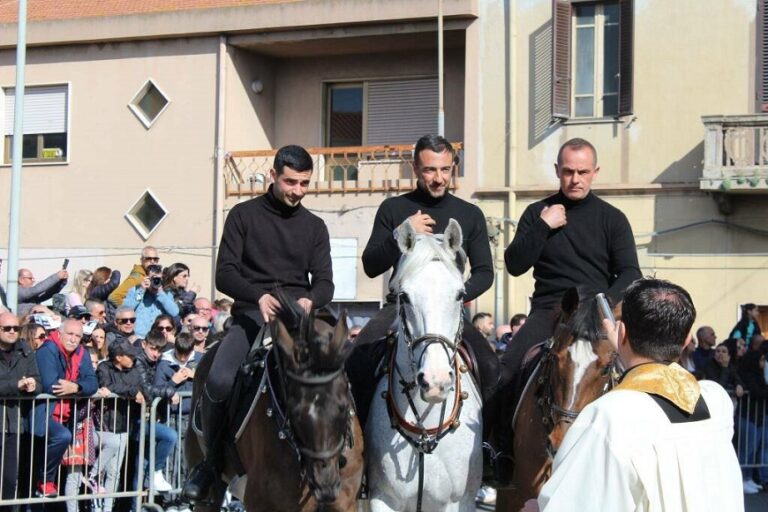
701, 115, 768, 192
224, 143, 463, 196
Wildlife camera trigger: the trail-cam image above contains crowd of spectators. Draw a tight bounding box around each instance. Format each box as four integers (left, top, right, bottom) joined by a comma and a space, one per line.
0, 246, 232, 512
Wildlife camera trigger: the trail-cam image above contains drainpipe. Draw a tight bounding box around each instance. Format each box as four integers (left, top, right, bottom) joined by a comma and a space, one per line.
437, 0, 445, 136
6, 0, 27, 313
212, 35, 227, 298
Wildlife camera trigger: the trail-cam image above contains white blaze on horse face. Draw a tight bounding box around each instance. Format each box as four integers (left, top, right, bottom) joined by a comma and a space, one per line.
567, 339, 598, 408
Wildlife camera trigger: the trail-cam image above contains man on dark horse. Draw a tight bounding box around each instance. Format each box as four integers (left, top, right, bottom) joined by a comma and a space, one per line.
495, 137, 641, 483
182, 144, 334, 501
347, 133, 499, 446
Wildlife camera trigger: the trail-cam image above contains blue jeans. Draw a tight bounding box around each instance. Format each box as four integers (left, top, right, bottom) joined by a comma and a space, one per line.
737, 418, 768, 482
35, 420, 73, 483
132, 421, 177, 472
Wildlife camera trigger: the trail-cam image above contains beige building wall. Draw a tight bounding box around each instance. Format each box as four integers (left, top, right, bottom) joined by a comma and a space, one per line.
506, 0, 767, 338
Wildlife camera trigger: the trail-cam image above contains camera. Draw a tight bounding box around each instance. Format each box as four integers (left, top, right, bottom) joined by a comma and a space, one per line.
151, 276, 163, 288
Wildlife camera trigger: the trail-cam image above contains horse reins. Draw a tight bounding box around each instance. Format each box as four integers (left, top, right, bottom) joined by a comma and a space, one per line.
383, 292, 467, 512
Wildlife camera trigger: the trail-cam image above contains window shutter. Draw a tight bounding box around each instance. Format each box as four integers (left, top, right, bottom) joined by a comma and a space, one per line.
366, 78, 438, 145
4, 85, 68, 135
617, 0, 634, 116
759, 0, 768, 111
552, 0, 572, 120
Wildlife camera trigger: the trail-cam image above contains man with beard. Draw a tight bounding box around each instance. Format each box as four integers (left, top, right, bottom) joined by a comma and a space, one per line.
347, 134, 498, 442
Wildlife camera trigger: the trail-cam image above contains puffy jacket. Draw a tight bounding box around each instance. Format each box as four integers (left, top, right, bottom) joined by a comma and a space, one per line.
0, 340, 41, 434
155, 351, 202, 416
108, 265, 145, 308
134, 351, 177, 403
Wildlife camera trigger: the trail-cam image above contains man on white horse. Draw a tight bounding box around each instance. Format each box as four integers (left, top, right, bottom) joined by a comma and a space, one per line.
348, 133, 499, 450
495, 138, 641, 483
182, 145, 334, 501
532, 278, 743, 511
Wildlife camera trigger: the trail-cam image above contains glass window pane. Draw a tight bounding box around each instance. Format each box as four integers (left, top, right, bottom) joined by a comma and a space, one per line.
329, 86, 363, 147
603, 23, 620, 94
604, 2, 620, 25
136, 83, 168, 122
43, 133, 67, 158
603, 94, 618, 116
575, 97, 594, 118
575, 27, 595, 95
22, 134, 37, 159
575, 5, 596, 26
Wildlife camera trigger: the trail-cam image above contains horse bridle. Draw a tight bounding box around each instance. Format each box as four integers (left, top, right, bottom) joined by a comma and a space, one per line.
536, 334, 621, 453
267, 349, 353, 469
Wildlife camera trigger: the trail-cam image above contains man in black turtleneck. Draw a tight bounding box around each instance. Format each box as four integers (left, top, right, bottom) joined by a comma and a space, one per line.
183, 145, 333, 501
348, 134, 498, 435
494, 137, 641, 484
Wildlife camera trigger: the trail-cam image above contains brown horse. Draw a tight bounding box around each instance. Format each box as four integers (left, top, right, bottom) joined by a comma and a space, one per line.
186, 296, 364, 512
496, 290, 620, 512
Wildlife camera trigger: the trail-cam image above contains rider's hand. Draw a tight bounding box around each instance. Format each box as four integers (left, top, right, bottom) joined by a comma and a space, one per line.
401, 210, 436, 235
259, 294, 281, 323
297, 297, 313, 315
540, 204, 567, 230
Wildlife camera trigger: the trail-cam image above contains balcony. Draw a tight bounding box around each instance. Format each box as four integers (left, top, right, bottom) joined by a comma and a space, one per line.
701, 114, 768, 193
224, 143, 462, 197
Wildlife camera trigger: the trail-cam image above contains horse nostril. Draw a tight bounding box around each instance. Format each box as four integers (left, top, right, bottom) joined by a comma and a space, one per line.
448, 371, 455, 381
417, 372, 428, 388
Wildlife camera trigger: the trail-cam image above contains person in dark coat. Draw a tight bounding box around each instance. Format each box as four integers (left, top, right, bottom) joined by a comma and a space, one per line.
700, 343, 744, 396
154, 332, 201, 418
34, 319, 97, 498
0, 312, 40, 509
737, 350, 768, 489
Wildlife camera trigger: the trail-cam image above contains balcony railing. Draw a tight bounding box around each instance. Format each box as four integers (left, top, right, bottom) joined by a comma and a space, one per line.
224, 143, 462, 196
702, 114, 768, 192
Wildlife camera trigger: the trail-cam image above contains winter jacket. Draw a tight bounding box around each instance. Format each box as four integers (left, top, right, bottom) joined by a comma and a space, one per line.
18, 272, 67, 316
108, 265, 145, 308
738, 350, 768, 427
169, 287, 197, 318
155, 351, 202, 416
96, 360, 142, 432
134, 351, 177, 403
33, 339, 98, 435
0, 340, 41, 434
88, 270, 121, 302
122, 286, 180, 338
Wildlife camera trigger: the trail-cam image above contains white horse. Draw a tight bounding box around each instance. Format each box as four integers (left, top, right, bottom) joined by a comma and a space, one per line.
366, 218, 483, 512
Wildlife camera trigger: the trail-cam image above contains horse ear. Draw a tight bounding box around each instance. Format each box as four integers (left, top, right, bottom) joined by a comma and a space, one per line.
397, 219, 418, 254
444, 219, 463, 254
330, 310, 353, 365
271, 318, 299, 369
561, 287, 580, 316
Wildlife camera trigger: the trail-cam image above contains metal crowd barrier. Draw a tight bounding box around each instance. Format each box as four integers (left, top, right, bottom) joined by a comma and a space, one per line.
732, 391, 768, 472
0, 391, 192, 512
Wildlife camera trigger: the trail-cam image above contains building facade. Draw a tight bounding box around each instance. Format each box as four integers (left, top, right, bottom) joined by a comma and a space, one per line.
0, 0, 766, 336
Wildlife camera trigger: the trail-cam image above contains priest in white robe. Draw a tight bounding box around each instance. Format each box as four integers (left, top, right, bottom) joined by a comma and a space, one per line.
534, 278, 744, 512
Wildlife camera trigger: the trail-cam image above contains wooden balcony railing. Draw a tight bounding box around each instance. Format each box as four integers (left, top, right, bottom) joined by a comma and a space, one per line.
224, 143, 462, 197
702, 115, 768, 192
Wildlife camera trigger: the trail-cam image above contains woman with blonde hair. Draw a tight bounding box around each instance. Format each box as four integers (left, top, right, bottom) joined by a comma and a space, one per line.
65, 269, 93, 311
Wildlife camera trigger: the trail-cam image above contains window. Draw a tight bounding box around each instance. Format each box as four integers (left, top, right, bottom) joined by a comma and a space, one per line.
758, 0, 768, 112
2, 84, 69, 164
324, 78, 438, 146
553, 0, 633, 120
125, 189, 169, 240
128, 79, 170, 128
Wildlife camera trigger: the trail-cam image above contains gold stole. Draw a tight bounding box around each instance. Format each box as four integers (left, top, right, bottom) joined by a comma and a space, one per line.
613, 362, 700, 414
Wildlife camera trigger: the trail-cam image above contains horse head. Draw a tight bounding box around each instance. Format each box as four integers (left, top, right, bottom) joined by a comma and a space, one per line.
270, 293, 355, 504
393, 218, 466, 403
544, 288, 620, 453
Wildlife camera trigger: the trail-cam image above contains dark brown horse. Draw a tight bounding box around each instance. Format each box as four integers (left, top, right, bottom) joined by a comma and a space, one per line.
186, 296, 364, 512
497, 290, 620, 512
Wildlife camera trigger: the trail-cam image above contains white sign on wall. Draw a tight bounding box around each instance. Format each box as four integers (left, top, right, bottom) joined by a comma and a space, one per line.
330, 238, 357, 300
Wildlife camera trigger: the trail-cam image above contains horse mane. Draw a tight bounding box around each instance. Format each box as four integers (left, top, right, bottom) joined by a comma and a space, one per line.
555, 296, 605, 349
390, 234, 465, 293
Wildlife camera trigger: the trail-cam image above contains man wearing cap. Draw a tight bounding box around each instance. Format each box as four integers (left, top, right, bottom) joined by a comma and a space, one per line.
33, 319, 98, 498
94, 339, 143, 507
0, 311, 40, 505
68, 305, 92, 325
108, 247, 160, 308
17, 267, 69, 316
529, 279, 743, 512
183, 144, 334, 501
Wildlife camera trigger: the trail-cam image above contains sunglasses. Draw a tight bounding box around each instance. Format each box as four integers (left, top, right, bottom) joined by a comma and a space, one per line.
158, 326, 175, 332
1, 325, 20, 332
192, 326, 209, 332
142, 256, 160, 262
76, 314, 92, 321
117, 317, 137, 325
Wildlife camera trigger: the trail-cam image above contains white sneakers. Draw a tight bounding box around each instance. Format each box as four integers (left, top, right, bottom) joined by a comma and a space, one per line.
743, 478, 763, 494
476, 485, 497, 505
153, 470, 173, 492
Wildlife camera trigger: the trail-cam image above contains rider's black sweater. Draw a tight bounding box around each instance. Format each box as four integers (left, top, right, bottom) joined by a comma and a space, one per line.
362, 186, 494, 303
216, 185, 334, 317
505, 190, 641, 309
